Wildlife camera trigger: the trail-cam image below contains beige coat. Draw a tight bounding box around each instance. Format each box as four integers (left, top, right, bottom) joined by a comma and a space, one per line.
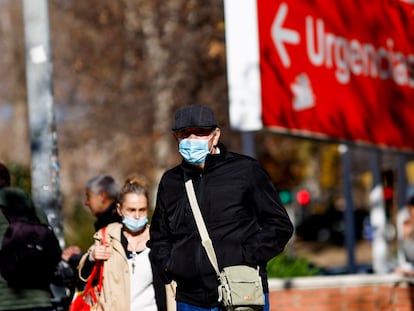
79, 223, 131, 311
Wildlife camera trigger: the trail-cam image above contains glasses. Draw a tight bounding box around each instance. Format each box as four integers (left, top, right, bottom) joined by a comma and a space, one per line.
174, 128, 214, 139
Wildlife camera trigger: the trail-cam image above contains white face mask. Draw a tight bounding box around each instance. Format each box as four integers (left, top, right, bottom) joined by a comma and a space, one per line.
122, 215, 148, 232
179, 138, 211, 165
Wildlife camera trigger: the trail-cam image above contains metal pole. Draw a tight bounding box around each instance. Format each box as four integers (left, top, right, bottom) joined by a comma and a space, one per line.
397, 154, 407, 209
369, 148, 388, 273
395, 153, 408, 268
22, 0, 64, 247
339, 144, 356, 273
241, 131, 256, 158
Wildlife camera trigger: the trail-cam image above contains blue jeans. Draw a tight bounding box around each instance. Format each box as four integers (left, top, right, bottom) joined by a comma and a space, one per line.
177, 293, 270, 311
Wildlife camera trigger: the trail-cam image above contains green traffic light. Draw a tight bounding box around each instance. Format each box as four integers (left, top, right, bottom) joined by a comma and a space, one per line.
279, 190, 292, 205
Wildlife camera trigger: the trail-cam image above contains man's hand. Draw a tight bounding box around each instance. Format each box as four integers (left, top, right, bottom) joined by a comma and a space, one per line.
62, 245, 82, 262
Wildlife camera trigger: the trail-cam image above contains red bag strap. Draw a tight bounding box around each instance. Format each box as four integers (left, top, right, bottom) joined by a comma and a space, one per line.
96, 226, 106, 293
83, 226, 107, 299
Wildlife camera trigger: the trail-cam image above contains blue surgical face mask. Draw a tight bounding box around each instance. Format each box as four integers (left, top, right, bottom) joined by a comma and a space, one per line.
122, 215, 148, 232
179, 138, 210, 165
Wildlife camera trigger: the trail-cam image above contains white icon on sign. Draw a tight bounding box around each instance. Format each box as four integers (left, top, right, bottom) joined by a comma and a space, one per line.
290, 73, 315, 111
272, 2, 300, 68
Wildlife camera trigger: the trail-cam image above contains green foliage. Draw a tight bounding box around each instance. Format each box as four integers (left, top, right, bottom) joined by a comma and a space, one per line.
6, 163, 31, 193
267, 251, 321, 278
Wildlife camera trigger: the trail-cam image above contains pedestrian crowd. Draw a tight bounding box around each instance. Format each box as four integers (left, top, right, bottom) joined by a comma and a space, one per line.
0, 105, 294, 311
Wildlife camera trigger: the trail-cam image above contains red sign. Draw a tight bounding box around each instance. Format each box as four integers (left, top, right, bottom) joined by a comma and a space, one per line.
257, 0, 414, 151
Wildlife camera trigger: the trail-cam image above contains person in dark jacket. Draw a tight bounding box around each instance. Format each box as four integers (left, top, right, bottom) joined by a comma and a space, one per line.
86, 174, 123, 232
62, 174, 122, 265
147, 105, 294, 311
0, 163, 57, 311
61, 174, 122, 293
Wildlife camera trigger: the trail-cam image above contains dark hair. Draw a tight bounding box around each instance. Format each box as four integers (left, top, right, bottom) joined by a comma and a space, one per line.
0, 163, 11, 188
408, 196, 414, 206
118, 175, 149, 206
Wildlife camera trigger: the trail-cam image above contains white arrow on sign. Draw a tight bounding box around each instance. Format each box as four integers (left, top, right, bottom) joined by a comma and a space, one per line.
271, 2, 300, 68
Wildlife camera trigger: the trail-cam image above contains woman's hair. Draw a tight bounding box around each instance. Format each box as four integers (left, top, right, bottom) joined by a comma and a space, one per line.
118, 175, 149, 206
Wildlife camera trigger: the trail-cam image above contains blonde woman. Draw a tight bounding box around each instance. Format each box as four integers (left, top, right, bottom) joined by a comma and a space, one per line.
78, 175, 167, 311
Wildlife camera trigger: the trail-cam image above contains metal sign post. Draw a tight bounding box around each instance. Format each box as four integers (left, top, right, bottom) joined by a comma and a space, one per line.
22, 0, 64, 247
339, 144, 357, 273
369, 149, 388, 274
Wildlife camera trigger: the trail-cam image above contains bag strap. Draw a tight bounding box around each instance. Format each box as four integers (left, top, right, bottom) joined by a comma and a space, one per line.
83, 226, 107, 300
96, 226, 106, 293
184, 179, 221, 276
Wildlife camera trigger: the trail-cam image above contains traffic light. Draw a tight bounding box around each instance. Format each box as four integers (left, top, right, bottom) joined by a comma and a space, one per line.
296, 189, 311, 206
279, 189, 292, 205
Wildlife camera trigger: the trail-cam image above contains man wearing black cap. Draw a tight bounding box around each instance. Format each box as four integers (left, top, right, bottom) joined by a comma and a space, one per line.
148, 105, 294, 311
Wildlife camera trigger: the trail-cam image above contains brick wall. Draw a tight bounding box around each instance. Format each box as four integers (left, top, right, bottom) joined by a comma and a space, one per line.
268, 273, 414, 311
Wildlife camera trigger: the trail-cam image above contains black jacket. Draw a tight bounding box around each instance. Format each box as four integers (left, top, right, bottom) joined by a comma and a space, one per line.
148, 143, 294, 307
94, 201, 122, 231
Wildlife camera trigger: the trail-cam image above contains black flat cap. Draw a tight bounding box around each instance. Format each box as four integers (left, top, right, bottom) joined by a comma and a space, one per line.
172, 105, 218, 131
